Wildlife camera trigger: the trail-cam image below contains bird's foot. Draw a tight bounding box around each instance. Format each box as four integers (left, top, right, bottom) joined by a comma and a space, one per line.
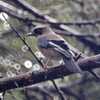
74, 53, 82, 61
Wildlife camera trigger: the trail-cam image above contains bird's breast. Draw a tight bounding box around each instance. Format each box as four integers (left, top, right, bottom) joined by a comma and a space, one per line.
38, 47, 62, 60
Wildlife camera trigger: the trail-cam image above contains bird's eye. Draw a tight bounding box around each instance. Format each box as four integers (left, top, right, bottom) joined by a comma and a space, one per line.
34, 29, 42, 35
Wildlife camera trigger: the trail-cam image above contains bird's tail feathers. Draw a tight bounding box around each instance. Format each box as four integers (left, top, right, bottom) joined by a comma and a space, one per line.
63, 57, 82, 73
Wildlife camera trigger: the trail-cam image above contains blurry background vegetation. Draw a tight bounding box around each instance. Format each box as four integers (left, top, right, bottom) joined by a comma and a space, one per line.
0, 0, 100, 100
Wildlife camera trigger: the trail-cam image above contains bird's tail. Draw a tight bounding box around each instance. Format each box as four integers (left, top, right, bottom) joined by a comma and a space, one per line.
63, 57, 82, 73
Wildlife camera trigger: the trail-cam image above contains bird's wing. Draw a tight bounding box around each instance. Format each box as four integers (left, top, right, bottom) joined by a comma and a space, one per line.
38, 34, 69, 49
46, 33, 83, 57
48, 41, 82, 73
49, 40, 69, 50
48, 41, 72, 59
38, 33, 78, 57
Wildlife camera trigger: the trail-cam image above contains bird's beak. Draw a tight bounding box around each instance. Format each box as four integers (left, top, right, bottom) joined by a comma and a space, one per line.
26, 32, 33, 36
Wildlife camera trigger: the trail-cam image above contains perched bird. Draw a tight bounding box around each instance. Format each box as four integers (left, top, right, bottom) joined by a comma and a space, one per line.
27, 25, 82, 73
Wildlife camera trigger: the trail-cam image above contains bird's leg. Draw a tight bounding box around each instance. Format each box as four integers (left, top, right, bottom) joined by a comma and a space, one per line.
41, 58, 65, 100
44, 58, 50, 71
40, 58, 50, 71
74, 53, 82, 61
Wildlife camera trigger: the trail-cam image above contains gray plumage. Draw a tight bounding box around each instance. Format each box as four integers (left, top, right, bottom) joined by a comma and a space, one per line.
28, 25, 82, 73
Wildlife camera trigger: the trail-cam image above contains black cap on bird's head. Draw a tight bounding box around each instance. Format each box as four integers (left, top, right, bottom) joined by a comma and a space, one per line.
27, 25, 48, 37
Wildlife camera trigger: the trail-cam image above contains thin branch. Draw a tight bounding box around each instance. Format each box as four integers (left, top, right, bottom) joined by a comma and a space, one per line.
1, 1, 100, 39
54, 29, 100, 38
7, 0, 81, 35
77, 37, 100, 54
31, 18, 100, 27
54, 19, 100, 26
1, 1, 100, 28
0, 1, 28, 21
11, 0, 100, 35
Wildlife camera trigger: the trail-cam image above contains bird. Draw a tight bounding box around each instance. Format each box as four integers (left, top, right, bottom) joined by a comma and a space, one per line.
27, 25, 82, 73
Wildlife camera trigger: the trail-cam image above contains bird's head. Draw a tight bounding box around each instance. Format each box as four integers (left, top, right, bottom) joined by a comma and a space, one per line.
27, 25, 49, 37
